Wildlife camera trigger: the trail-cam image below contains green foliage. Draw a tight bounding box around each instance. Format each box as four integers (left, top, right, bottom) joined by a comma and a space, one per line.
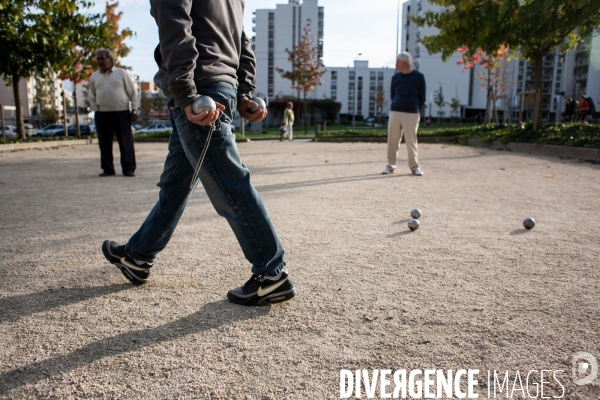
433, 83, 445, 111
412, 0, 600, 129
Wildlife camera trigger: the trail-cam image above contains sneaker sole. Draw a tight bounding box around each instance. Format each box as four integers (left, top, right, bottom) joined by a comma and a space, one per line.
228, 288, 297, 306
102, 241, 149, 286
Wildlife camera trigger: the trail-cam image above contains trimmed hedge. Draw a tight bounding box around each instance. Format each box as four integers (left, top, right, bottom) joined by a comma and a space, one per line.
317, 122, 600, 149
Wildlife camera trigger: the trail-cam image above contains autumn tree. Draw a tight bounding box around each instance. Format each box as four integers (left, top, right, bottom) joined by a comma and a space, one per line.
104, 1, 133, 67
276, 19, 326, 134
433, 83, 445, 122
0, 0, 98, 138
374, 83, 387, 123
413, 0, 600, 131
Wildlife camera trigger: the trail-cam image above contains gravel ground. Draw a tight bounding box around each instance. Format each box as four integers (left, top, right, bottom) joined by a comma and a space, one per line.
0, 139, 599, 399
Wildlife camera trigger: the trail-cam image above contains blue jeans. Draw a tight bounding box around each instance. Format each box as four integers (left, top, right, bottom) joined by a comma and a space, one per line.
124, 82, 285, 276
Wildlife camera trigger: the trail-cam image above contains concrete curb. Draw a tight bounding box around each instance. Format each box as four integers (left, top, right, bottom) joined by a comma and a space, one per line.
0, 138, 97, 152
313, 136, 459, 144
461, 138, 600, 162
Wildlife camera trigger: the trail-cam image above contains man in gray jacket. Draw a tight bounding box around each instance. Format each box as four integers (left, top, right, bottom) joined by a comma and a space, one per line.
101, 0, 296, 306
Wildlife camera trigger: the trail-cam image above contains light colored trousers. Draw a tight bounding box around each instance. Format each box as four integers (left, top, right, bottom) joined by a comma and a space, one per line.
287, 122, 294, 140
387, 111, 420, 171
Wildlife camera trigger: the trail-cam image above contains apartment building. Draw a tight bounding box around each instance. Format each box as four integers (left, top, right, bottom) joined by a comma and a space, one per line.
402, 0, 600, 121
252, 0, 323, 100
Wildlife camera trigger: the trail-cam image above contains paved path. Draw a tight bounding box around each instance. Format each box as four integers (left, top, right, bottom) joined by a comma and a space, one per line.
1, 140, 599, 398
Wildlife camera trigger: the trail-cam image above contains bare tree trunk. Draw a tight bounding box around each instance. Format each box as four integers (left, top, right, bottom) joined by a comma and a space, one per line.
73, 80, 80, 138
533, 53, 543, 131
484, 69, 492, 124
303, 92, 308, 135
11, 72, 26, 139
491, 86, 499, 124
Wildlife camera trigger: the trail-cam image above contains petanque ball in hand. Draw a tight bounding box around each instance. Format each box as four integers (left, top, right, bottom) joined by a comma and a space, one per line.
192, 95, 216, 114
247, 97, 266, 113
408, 219, 420, 231
523, 218, 536, 230
411, 208, 422, 219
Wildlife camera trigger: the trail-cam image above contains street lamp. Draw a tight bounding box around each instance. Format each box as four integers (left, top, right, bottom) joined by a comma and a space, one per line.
351, 52, 362, 130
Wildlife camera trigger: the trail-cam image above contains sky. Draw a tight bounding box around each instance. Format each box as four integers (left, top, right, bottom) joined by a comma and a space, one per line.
95, 0, 404, 82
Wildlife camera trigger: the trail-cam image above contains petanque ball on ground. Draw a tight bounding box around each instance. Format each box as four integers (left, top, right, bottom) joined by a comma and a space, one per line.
408, 219, 420, 231
247, 97, 267, 113
192, 95, 216, 114
523, 218, 536, 230
411, 208, 422, 219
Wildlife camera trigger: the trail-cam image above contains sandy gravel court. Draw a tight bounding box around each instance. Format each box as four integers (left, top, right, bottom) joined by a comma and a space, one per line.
0, 139, 599, 399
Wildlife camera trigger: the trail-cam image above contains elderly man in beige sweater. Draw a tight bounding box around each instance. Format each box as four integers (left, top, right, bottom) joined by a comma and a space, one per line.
88, 49, 139, 177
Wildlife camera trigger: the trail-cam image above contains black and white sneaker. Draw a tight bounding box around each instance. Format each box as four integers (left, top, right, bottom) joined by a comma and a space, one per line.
102, 240, 151, 285
227, 270, 296, 306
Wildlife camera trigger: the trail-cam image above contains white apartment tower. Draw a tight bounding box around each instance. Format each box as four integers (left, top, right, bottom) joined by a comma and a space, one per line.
402, 0, 600, 120
252, 0, 323, 100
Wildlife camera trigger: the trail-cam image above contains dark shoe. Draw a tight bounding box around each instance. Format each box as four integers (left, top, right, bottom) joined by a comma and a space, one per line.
124, 171, 135, 177
102, 240, 151, 285
99, 172, 116, 177
227, 270, 296, 306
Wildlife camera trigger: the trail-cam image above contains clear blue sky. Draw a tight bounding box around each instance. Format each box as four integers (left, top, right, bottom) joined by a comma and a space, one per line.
95, 0, 403, 82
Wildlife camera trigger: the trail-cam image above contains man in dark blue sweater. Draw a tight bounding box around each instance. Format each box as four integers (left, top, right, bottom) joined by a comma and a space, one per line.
382, 52, 426, 176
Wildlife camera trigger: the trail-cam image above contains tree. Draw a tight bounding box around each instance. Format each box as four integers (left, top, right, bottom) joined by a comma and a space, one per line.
276, 19, 326, 135
433, 83, 445, 122
57, 1, 133, 137
374, 83, 387, 123
413, 0, 600, 130
0, 0, 104, 138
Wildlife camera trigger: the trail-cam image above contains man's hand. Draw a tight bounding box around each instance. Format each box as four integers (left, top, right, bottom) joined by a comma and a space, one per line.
131, 112, 138, 122
238, 97, 267, 123
184, 102, 226, 126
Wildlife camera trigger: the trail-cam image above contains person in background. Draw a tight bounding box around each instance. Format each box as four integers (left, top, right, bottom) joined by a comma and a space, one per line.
577, 94, 589, 124
382, 52, 426, 176
283, 102, 294, 141
563, 97, 575, 122
88, 49, 139, 177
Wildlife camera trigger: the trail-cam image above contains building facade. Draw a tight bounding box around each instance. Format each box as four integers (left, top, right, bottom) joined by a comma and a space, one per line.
401, 0, 600, 121
252, 0, 324, 100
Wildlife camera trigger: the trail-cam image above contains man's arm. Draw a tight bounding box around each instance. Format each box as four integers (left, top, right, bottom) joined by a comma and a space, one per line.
88, 75, 98, 112
123, 70, 139, 112
237, 30, 256, 99
150, 0, 197, 111
418, 74, 426, 110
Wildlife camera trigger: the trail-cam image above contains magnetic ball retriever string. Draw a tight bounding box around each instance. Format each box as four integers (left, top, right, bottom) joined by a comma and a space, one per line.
190, 95, 217, 189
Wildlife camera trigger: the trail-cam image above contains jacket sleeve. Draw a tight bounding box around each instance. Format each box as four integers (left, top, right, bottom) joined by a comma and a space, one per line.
88, 75, 98, 112
237, 30, 256, 98
150, 0, 198, 110
418, 74, 426, 110
123, 70, 139, 111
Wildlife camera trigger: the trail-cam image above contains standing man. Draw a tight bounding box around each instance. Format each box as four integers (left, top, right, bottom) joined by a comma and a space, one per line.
283, 102, 295, 141
101, 0, 296, 306
382, 52, 426, 176
89, 49, 139, 177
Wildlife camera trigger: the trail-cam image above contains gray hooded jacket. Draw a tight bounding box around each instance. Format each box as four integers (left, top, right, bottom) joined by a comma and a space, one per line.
149, 0, 256, 109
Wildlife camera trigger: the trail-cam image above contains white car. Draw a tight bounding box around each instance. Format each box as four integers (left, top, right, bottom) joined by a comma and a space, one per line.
135, 123, 173, 134
37, 124, 66, 137
2, 125, 17, 139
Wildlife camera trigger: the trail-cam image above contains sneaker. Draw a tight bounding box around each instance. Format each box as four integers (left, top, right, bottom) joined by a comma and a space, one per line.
381, 166, 395, 174
102, 240, 151, 285
412, 168, 423, 176
227, 270, 296, 306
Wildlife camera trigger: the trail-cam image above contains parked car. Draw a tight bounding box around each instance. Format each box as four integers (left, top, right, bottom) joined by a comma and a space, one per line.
2, 125, 17, 139
37, 124, 65, 137
65, 124, 95, 136
364, 117, 375, 125
24, 123, 37, 137
135, 122, 173, 134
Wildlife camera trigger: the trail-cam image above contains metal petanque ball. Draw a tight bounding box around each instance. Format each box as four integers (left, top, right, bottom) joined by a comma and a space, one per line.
523, 218, 536, 230
411, 208, 422, 219
247, 97, 266, 113
408, 219, 420, 231
192, 95, 216, 114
